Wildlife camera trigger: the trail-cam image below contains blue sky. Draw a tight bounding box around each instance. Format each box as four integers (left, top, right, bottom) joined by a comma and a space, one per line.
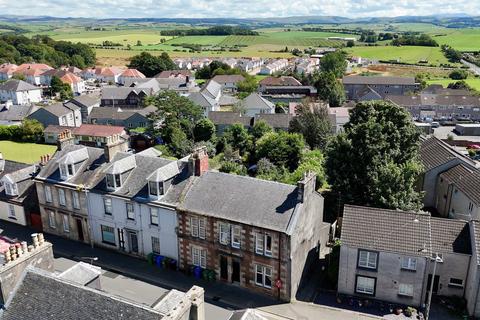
0, 0, 475, 19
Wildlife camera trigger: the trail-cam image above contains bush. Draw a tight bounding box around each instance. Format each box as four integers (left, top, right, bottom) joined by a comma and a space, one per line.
449, 69, 468, 80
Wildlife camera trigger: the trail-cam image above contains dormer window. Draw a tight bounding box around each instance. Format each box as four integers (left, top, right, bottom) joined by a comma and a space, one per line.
149, 181, 164, 198
60, 163, 75, 180
5, 182, 18, 196
106, 173, 122, 190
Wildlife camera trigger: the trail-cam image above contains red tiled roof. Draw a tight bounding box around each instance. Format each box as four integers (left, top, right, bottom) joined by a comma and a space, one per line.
94, 67, 123, 76
73, 124, 125, 137
15, 63, 52, 75
60, 72, 82, 84
0, 63, 18, 74
120, 69, 146, 78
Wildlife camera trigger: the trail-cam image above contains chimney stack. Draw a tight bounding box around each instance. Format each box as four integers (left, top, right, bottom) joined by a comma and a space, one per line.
57, 129, 75, 151
189, 146, 209, 177
297, 171, 317, 203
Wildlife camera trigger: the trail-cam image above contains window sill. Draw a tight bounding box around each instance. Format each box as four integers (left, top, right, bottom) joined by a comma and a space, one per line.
400, 268, 417, 272
448, 284, 464, 289
357, 266, 378, 272
397, 293, 413, 298
355, 291, 375, 296
102, 241, 116, 246
8, 216, 17, 220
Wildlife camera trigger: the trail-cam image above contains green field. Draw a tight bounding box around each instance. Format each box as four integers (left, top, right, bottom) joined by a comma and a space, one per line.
0, 141, 57, 164
426, 78, 480, 91
432, 29, 480, 52
346, 46, 454, 66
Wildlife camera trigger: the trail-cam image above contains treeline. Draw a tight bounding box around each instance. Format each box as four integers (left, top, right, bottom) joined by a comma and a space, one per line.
392, 34, 438, 47
0, 34, 95, 68
302, 27, 363, 35
0, 24, 28, 33
0, 119, 44, 143
442, 45, 463, 63
160, 26, 259, 36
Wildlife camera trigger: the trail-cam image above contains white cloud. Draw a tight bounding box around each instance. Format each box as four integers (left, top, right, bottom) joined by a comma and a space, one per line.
0, 0, 475, 19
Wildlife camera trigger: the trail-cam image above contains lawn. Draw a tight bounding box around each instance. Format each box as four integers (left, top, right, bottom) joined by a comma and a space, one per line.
0, 141, 57, 164
346, 46, 453, 66
426, 78, 480, 91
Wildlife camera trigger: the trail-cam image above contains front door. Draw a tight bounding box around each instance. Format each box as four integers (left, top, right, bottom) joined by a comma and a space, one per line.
426, 274, 440, 296
76, 219, 84, 242
220, 256, 228, 281
128, 231, 139, 253
118, 229, 125, 250
232, 259, 240, 283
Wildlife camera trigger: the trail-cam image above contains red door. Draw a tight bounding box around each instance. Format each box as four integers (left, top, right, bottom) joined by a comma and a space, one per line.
30, 212, 43, 231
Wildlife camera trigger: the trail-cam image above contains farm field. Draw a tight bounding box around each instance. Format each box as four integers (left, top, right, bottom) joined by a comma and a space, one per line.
346, 46, 454, 66
0, 141, 57, 164
426, 78, 480, 91
432, 29, 480, 52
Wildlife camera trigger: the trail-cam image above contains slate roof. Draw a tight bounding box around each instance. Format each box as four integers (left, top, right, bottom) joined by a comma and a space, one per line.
156, 70, 192, 78
1, 268, 163, 320
40, 103, 74, 117
422, 85, 470, 96
259, 76, 302, 86
101, 87, 153, 100
440, 164, 480, 206
341, 205, 432, 256
255, 114, 293, 129
419, 136, 474, 171
388, 94, 480, 107
430, 218, 471, 255
179, 171, 300, 233
88, 107, 153, 121
36, 144, 106, 187
0, 79, 39, 92
202, 80, 222, 99
0, 105, 36, 122
240, 93, 275, 111
70, 94, 100, 108
187, 92, 218, 109
94, 150, 189, 204
342, 76, 417, 85
208, 111, 252, 126
0, 160, 36, 203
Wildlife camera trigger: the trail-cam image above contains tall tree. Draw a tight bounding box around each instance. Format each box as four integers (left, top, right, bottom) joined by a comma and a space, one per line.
223, 123, 251, 155
325, 100, 423, 211
256, 131, 305, 171
289, 102, 332, 150
314, 71, 346, 107
320, 51, 347, 78
129, 52, 176, 77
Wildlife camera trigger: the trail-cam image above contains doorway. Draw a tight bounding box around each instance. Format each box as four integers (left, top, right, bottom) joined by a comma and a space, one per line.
76, 219, 84, 242
220, 256, 228, 281
426, 274, 440, 296
128, 231, 139, 253
232, 259, 240, 283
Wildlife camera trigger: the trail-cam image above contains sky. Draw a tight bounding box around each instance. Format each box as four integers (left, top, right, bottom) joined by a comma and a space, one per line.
0, 0, 475, 19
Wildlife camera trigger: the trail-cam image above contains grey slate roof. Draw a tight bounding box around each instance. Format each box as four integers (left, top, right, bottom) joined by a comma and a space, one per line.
179, 171, 300, 233
36, 144, 106, 187
202, 80, 222, 99
40, 103, 73, 117
208, 111, 251, 126
70, 94, 100, 108
212, 74, 245, 84
240, 93, 275, 111
342, 76, 417, 85
101, 87, 152, 100
88, 106, 154, 121
430, 217, 471, 255
1, 268, 163, 320
0, 105, 36, 122
187, 91, 218, 109
419, 136, 475, 171
341, 205, 432, 256
440, 164, 480, 206
0, 160, 36, 203
0, 79, 39, 92
255, 114, 293, 129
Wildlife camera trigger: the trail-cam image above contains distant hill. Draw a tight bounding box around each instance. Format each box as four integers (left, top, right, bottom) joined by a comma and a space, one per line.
1, 14, 479, 28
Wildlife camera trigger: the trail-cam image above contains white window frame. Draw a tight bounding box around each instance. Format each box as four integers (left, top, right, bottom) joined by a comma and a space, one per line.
219, 222, 230, 245
192, 247, 206, 268
356, 276, 375, 295
150, 207, 159, 225
48, 211, 56, 228
398, 283, 414, 297
449, 278, 464, 288
401, 257, 417, 271
104, 197, 112, 215
265, 234, 272, 257
191, 216, 206, 239
231, 225, 241, 249
126, 202, 135, 220
255, 264, 272, 288
151, 236, 160, 254
58, 188, 66, 206
106, 173, 122, 190
101, 225, 115, 245
255, 233, 264, 255
8, 204, 15, 219
62, 214, 70, 233
255, 233, 272, 256
45, 185, 52, 203
73, 191, 80, 209
358, 250, 378, 269
5, 182, 17, 196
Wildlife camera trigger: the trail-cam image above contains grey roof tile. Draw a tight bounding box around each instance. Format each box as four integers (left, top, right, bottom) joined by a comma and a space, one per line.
343, 76, 417, 85
430, 217, 471, 254
0, 79, 39, 92
440, 164, 480, 206
420, 136, 475, 171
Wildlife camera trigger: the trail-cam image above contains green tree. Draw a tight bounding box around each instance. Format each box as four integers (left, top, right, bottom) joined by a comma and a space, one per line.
19, 119, 43, 142
415, 73, 428, 90
314, 71, 346, 107
193, 118, 216, 142
128, 52, 176, 77
237, 75, 258, 93
250, 120, 273, 141
223, 123, 251, 155
256, 131, 305, 171
320, 51, 347, 78
283, 149, 327, 188
147, 90, 204, 144
289, 102, 332, 150
449, 69, 468, 80
50, 76, 73, 100
169, 127, 192, 158
325, 100, 423, 211
346, 40, 355, 47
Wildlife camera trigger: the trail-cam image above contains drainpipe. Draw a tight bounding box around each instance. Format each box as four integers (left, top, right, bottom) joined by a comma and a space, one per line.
277, 233, 282, 300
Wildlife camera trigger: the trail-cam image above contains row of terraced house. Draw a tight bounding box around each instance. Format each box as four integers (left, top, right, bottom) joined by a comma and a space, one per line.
4, 129, 330, 301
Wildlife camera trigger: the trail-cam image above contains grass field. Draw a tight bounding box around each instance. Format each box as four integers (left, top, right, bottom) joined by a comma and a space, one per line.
346, 46, 454, 66
432, 29, 480, 52
426, 78, 480, 91
0, 141, 56, 164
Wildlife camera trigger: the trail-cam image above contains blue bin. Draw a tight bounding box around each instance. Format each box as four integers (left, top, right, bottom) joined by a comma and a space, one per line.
155, 255, 164, 267
193, 266, 202, 279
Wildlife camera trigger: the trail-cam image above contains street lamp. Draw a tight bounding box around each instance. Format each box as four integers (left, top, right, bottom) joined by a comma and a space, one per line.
425, 253, 443, 320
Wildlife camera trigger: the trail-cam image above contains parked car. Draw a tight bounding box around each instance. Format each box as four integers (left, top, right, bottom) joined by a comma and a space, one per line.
431, 121, 440, 128
467, 144, 480, 150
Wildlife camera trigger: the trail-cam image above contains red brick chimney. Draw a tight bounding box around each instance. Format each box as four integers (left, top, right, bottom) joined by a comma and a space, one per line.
190, 146, 209, 176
